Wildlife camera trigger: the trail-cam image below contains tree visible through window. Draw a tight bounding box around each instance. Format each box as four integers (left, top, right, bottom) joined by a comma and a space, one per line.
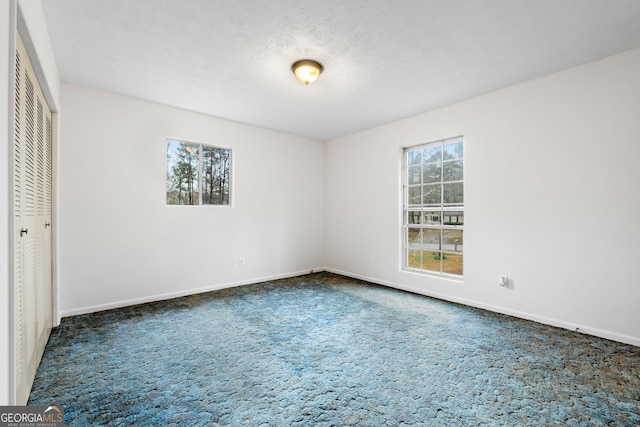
403, 137, 463, 276
166, 139, 231, 206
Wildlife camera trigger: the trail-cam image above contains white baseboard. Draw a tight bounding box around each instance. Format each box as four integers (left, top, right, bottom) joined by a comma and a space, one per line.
59, 266, 639, 347
326, 268, 640, 347
59, 267, 326, 319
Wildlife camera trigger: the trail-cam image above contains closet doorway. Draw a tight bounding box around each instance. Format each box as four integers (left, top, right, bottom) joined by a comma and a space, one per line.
13, 32, 54, 405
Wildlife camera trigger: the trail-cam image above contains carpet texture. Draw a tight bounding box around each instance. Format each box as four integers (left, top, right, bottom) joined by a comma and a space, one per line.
29, 273, 640, 426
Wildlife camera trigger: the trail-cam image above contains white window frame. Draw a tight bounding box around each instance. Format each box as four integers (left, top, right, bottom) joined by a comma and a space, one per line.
402, 136, 464, 277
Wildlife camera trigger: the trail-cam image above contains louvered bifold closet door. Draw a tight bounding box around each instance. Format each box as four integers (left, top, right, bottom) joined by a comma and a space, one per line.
14, 33, 53, 406
35, 73, 53, 358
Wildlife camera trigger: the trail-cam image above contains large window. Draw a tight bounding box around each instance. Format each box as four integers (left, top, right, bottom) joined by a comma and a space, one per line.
403, 137, 463, 276
166, 138, 231, 206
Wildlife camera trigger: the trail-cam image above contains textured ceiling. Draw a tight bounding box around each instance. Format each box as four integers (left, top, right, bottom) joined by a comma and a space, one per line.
41, 0, 640, 141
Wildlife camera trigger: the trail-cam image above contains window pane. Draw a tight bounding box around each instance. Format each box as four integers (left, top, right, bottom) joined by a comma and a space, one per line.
407, 228, 421, 246
423, 162, 441, 183
443, 210, 464, 226
442, 253, 463, 275
443, 229, 463, 252
443, 182, 463, 205
422, 228, 440, 252
423, 210, 441, 225
408, 165, 421, 185
166, 139, 199, 205
408, 186, 421, 205
408, 149, 422, 165
443, 159, 463, 182
407, 250, 421, 269
424, 145, 441, 163
202, 146, 230, 205
423, 184, 441, 205
422, 251, 442, 273
443, 141, 463, 160
407, 210, 422, 225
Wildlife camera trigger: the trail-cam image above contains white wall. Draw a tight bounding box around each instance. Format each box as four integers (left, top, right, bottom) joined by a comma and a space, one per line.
16, 0, 60, 112
58, 84, 325, 316
325, 47, 640, 346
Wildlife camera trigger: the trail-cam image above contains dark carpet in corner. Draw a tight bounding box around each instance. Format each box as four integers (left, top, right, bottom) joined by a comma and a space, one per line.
29, 273, 640, 426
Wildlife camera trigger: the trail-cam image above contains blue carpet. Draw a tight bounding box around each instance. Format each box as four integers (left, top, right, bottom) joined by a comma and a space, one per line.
29, 273, 640, 426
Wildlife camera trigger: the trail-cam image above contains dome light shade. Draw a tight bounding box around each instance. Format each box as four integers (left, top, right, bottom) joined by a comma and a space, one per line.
291, 59, 323, 85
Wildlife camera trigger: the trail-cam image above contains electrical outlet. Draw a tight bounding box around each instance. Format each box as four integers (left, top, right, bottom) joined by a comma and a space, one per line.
238, 259, 245, 268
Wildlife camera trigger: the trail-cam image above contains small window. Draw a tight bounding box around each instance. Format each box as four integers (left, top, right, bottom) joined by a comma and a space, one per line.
402, 137, 463, 276
166, 138, 231, 206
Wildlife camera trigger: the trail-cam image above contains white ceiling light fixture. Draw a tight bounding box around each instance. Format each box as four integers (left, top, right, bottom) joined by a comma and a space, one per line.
291, 59, 323, 86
